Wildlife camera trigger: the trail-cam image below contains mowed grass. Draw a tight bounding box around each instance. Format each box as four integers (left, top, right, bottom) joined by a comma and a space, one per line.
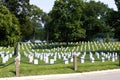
20, 61, 120, 76
0, 42, 120, 77
0, 58, 120, 77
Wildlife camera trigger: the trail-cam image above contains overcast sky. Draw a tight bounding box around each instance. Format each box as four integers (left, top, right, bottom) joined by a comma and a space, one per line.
30, 0, 117, 13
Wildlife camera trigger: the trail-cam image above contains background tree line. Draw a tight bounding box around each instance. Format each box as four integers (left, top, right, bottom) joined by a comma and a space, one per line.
0, 0, 120, 46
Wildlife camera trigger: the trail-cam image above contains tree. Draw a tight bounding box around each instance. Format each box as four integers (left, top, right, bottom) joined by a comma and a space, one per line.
3, 0, 45, 41
48, 0, 86, 44
3, 0, 31, 41
0, 6, 21, 46
41, 12, 54, 42
81, 1, 112, 41
115, 0, 120, 11
113, 0, 120, 40
28, 5, 45, 42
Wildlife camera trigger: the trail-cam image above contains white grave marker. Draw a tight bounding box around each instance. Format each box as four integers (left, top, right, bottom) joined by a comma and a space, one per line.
101, 57, 105, 62
34, 59, 38, 64
50, 59, 54, 64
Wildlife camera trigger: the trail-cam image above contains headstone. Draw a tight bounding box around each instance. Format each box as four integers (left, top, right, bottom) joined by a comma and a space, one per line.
112, 53, 115, 62
70, 58, 73, 62
105, 54, 108, 59
54, 56, 57, 61
76, 52, 81, 57
101, 57, 105, 62
115, 53, 118, 60
108, 56, 110, 61
96, 52, 100, 59
2, 57, 6, 63
63, 56, 67, 61
40, 54, 43, 60
80, 57, 84, 63
64, 59, 69, 64
50, 59, 54, 64
34, 59, 38, 64
112, 57, 115, 62
29, 55, 33, 63
58, 54, 61, 59
45, 57, 49, 63
1, 53, 4, 58
91, 57, 95, 63
10, 54, 12, 58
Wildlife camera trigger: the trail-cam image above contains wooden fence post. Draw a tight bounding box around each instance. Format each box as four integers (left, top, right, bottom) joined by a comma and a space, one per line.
73, 55, 77, 71
15, 57, 19, 77
119, 53, 120, 66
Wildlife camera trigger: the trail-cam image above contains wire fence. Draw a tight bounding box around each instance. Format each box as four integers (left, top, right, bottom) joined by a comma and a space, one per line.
0, 61, 14, 69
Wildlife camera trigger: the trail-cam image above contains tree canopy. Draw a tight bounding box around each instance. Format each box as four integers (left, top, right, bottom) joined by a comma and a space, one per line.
0, 0, 120, 46
81, 1, 113, 41
2, 0, 45, 41
48, 0, 86, 43
0, 6, 21, 46
113, 0, 120, 40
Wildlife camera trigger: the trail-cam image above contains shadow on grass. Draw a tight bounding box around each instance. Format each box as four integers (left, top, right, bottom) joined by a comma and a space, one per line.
10, 71, 16, 75
0, 61, 14, 69
0, 64, 5, 66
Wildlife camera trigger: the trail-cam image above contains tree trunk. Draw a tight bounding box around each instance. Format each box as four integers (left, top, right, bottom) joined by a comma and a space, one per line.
46, 32, 49, 43
119, 53, 120, 66
65, 33, 69, 46
14, 42, 18, 56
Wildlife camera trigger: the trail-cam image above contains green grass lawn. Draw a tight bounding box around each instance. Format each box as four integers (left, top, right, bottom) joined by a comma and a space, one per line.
0, 59, 120, 77
0, 42, 120, 77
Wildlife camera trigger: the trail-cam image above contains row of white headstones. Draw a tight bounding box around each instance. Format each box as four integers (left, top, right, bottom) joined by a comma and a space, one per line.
24, 41, 120, 54
24, 51, 75, 65
0, 51, 118, 64
20, 42, 120, 65
0, 41, 119, 64
0, 51, 14, 64
23, 51, 118, 65
80, 52, 118, 63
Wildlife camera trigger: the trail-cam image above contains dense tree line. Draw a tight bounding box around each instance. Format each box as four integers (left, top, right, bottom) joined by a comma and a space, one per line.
0, 6, 20, 46
0, 0, 120, 46
0, 0, 45, 46
46, 0, 120, 43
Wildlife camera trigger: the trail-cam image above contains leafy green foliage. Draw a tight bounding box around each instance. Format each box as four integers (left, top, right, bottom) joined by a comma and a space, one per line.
0, 42, 120, 77
3, 0, 45, 41
106, 33, 110, 42
115, 0, 120, 11
81, 1, 112, 41
113, 0, 120, 40
28, 5, 45, 42
48, 0, 86, 43
1, 0, 120, 44
0, 6, 21, 46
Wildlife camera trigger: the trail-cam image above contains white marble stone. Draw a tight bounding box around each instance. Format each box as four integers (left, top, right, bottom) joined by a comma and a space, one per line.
112, 57, 115, 62
29, 55, 33, 63
50, 59, 54, 64
34, 59, 38, 64
64, 59, 69, 64
108, 56, 111, 61
9, 54, 12, 58
54, 56, 57, 61
101, 57, 105, 62
45, 57, 49, 63
70, 58, 73, 62
80, 57, 84, 63
91, 57, 95, 63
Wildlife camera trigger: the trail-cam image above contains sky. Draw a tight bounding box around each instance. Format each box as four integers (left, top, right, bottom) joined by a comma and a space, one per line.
30, 0, 117, 13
